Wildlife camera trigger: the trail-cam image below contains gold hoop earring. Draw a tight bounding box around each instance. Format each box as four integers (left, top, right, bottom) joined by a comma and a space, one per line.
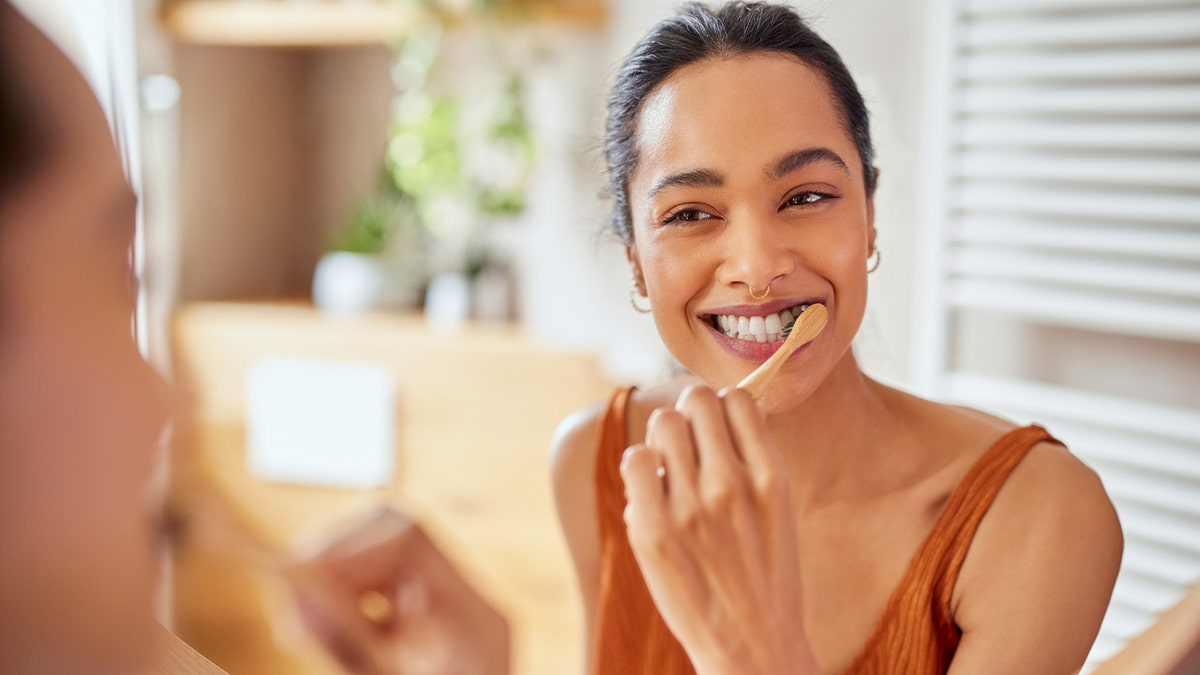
748, 284, 770, 300
867, 248, 882, 274
630, 278, 651, 314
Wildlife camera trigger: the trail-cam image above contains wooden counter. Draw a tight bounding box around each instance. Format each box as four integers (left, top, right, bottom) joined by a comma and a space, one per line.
169, 302, 613, 674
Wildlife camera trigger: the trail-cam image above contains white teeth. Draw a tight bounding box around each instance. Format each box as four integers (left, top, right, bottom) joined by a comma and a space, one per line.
713, 304, 809, 343
764, 313, 781, 342
749, 315, 766, 342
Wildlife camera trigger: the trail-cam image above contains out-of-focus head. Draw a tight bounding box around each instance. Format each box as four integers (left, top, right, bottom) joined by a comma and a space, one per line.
603, 1, 876, 246
0, 2, 172, 672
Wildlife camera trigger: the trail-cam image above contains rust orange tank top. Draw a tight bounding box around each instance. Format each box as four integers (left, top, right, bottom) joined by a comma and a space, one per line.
592, 386, 1058, 674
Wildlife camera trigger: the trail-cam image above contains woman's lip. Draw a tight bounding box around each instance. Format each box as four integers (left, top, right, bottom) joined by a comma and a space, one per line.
703, 318, 817, 362
701, 296, 825, 317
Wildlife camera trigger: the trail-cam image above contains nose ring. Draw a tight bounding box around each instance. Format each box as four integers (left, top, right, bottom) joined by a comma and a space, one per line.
748, 284, 771, 300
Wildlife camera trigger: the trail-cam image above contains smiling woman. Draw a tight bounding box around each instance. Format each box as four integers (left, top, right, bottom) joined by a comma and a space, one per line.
551, 3, 1124, 675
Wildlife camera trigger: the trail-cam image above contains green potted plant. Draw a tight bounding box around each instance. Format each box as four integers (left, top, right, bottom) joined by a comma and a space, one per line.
312, 181, 428, 313
385, 34, 534, 324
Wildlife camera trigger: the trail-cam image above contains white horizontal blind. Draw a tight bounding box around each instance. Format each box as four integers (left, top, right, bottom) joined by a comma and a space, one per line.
916, 0, 1200, 669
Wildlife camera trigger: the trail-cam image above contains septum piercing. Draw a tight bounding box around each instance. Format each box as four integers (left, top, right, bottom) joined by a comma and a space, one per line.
748, 284, 771, 300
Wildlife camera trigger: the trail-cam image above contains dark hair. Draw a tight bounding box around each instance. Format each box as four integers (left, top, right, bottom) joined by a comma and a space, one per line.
603, 1, 877, 244
0, 0, 49, 205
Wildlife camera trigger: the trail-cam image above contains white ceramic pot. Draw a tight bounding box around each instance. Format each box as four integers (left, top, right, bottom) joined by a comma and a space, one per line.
312, 251, 387, 314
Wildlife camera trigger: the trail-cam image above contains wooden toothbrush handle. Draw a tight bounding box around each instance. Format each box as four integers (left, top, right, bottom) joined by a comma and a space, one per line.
737, 304, 828, 399
738, 342, 797, 399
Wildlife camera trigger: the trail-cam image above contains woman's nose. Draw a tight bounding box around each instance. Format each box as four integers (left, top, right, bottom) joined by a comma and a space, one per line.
715, 215, 795, 295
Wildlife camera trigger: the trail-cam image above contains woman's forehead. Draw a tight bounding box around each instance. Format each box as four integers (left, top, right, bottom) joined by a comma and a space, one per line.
631, 53, 853, 183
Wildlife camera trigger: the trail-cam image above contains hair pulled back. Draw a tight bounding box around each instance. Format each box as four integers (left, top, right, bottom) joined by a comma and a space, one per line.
603, 1, 876, 244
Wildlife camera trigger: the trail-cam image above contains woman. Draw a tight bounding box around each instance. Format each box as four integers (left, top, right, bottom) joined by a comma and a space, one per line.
551, 3, 1123, 674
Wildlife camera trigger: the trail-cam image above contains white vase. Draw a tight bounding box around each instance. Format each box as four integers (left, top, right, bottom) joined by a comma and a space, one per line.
424, 272, 471, 332
312, 251, 387, 314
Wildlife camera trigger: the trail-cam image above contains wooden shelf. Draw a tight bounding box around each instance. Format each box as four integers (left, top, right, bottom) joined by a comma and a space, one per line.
160, 1, 417, 47
160, 0, 608, 47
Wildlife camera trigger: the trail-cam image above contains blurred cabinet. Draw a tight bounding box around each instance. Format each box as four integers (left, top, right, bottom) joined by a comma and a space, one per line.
156, 0, 607, 303
161, 6, 397, 302
170, 301, 614, 674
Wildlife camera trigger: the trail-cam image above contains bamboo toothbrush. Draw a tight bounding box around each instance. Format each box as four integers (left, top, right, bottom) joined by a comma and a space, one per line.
737, 303, 828, 399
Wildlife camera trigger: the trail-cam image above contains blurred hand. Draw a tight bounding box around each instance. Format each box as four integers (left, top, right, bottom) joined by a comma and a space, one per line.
291, 508, 510, 675
620, 385, 819, 675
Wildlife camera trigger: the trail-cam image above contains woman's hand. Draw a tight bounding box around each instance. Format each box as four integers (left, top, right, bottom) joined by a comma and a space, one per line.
290, 508, 510, 675
621, 385, 819, 675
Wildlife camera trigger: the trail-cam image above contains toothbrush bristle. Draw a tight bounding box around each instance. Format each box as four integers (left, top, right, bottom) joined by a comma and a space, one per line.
781, 306, 805, 337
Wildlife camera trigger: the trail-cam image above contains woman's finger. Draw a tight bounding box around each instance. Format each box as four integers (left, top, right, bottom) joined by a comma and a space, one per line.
290, 563, 388, 675
675, 384, 743, 475
296, 506, 418, 595
719, 387, 783, 484
645, 407, 699, 498
620, 443, 668, 535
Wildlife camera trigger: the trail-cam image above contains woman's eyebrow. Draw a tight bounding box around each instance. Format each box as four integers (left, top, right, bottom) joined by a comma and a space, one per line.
768, 147, 850, 180
646, 148, 850, 199
647, 168, 724, 199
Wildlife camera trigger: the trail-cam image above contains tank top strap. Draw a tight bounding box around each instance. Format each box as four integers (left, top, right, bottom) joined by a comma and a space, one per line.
846, 424, 1061, 672
594, 386, 636, 537
924, 424, 1059, 604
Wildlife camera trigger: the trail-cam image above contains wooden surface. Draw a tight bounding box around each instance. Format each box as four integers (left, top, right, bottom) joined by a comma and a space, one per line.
149, 626, 227, 675
160, 1, 418, 47
169, 301, 611, 675
160, 0, 608, 47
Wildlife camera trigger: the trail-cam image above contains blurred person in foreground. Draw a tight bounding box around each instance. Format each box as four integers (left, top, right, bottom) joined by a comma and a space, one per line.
0, 3, 505, 673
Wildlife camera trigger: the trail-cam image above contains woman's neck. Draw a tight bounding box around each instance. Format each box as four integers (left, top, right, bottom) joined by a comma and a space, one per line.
764, 350, 905, 511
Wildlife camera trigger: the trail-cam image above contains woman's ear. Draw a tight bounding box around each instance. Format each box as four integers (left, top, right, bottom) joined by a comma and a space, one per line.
866, 166, 879, 256
626, 243, 647, 296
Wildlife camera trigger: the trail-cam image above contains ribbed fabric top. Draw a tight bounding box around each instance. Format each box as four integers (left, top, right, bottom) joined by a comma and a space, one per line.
592, 386, 1057, 675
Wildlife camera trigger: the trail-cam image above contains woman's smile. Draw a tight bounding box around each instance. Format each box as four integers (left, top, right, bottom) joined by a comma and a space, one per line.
699, 299, 826, 361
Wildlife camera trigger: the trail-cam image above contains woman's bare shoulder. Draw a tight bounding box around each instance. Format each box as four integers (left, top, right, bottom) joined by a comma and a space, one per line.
550, 398, 609, 500
948, 429, 1123, 671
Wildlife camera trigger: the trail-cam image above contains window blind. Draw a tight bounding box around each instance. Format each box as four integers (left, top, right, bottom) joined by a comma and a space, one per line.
915, 0, 1200, 668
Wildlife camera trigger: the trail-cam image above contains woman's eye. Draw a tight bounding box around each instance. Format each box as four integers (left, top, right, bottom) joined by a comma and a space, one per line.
785, 191, 836, 208
663, 208, 712, 224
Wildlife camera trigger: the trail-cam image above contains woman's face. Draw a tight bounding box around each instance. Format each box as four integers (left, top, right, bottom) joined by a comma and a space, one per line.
627, 52, 875, 412
0, 9, 172, 672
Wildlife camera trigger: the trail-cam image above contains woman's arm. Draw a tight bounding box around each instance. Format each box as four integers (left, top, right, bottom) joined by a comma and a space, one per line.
948, 442, 1124, 674
550, 403, 606, 675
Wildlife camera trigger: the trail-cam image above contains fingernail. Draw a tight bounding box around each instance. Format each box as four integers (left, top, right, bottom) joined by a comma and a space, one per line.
621, 446, 635, 468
